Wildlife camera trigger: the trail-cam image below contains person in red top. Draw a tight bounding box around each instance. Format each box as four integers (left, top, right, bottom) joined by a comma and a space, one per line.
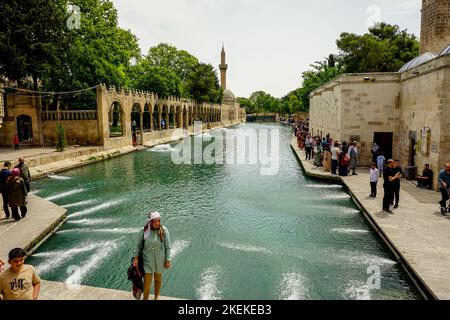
13, 134, 19, 151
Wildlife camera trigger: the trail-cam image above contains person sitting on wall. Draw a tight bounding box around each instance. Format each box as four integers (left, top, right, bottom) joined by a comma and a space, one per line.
416, 164, 434, 189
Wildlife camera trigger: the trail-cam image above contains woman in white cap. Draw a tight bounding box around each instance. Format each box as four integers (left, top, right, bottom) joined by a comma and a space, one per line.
133, 211, 171, 300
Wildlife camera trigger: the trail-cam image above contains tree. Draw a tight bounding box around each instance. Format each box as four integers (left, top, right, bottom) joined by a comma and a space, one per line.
298, 58, 343, 110
183, 63, 223, 103
134, 66, 181, 98
0, 0, 69, 90
61, 0, 141, 90
145, 43, 198, 82
337, 23, 419, 73
237, 97, 257, 114
55, 123, 67, 151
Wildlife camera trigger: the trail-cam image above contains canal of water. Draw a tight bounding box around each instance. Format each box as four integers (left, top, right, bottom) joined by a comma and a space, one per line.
27, 123, 421, 300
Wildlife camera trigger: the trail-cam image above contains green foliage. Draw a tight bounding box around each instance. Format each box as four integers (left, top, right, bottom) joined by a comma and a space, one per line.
55, 123, 67, 151
144, 43, 198, 82
182, 63, 223, 103
0, 0, 69, 89
337, 23, 420, 73
134, 66, 181, 98
280, 88, 303, 114
238, 91, 280, 114
299, 57, 343, 110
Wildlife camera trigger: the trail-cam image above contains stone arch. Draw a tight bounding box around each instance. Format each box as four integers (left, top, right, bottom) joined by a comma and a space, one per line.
109, 101, 124, 137
162, 105, 169, 130
183, 106, 188, 129
143, 103, 151, 132
131, 103, 141, 133
153, 104, 160, 130
169, 105, 176, 129
16, 114, 33, 142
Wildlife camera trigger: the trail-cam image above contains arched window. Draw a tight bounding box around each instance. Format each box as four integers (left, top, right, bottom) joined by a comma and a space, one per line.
131, 104, 141, 134
109, 102, 124, 137
143, 104, 151, 132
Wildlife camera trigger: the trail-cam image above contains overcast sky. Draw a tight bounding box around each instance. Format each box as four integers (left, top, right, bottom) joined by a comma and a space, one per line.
111, 0, 421, 98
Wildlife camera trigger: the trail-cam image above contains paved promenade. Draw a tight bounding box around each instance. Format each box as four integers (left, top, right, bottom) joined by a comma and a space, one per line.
0, 195, 66, 262
291, 138, 450, 300
40, 280, 178, 300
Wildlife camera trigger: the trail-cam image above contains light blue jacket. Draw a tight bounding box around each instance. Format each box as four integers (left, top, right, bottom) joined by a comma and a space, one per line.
134, 226, 171, 274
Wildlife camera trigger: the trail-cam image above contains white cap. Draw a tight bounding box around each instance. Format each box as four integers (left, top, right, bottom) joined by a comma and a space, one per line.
148, 211, 161, 221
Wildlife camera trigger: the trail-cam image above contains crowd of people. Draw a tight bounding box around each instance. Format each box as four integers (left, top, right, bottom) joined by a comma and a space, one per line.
0, 158, 31, 221
294, 123, 360, 177
293, 122, 450, 215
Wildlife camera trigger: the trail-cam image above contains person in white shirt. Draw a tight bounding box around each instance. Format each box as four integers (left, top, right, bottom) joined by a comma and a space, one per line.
330, 142, 340, 175
370, 162, 380, 198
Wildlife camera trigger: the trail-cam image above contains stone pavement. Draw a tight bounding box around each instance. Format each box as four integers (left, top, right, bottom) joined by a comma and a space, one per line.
0, 195, 66, 263
291, 138, 450, 300
40, 280, 179, 300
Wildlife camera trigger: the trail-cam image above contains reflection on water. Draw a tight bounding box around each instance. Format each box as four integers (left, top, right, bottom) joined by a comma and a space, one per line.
27, 123, 421, 300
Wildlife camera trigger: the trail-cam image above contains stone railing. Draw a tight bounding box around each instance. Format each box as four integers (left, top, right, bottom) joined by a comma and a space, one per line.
41, 111, 98, 121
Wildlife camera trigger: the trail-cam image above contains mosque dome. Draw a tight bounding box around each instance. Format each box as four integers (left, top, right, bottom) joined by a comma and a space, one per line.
398, 52, 438, 73
440, 43, 450, 56
223, 89, 236, 102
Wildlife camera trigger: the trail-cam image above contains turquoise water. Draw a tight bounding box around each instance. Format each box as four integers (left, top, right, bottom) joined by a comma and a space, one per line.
27, 123, 420, 300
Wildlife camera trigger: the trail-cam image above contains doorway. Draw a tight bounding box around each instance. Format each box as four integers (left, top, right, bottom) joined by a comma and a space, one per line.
373, 132, 393, 160
408, 131, 417, 167
16, 115, 33, 142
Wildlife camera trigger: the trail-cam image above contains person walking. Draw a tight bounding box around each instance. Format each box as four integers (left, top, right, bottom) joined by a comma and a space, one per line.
15, 158, 31, 193
371, 143, 380, 163
133, 211, 171, 300
438, 163, 450, 215
370, 162, 379, 198
348, 142, 359, 175
5, 168, 28, 221
13, 134, 20, 151
377, 152, 386, 178
0, 248, 41, 300
0, 162, 12, 218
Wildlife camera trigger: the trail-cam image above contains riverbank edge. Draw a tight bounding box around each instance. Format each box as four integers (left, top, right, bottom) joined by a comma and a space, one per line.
290, 138, 436, 300
29, 123, 239, 180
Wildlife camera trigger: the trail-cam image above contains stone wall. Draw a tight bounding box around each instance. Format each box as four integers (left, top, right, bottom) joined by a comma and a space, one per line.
420, 0, 450, 54
340, 74, 401, 166
42, 120, 101, 146
309, 81, 342, 141
310, 74, 400, 166
0, 95, 41, 146
399, 54, 450, 188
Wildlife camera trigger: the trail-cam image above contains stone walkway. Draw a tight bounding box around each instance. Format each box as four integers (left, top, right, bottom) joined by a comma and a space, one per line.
40, 280, 179, 300
0, 195, 66, 262
291, 138, 450, 300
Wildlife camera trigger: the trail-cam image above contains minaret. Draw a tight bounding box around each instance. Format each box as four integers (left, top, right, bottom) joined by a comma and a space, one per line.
219, 45, 228, 90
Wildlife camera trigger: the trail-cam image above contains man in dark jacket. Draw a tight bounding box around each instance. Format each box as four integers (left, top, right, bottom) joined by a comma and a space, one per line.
0, 162, 12, 218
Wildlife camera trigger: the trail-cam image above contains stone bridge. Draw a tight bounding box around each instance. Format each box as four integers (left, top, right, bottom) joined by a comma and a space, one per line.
246, 113, 279, 122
